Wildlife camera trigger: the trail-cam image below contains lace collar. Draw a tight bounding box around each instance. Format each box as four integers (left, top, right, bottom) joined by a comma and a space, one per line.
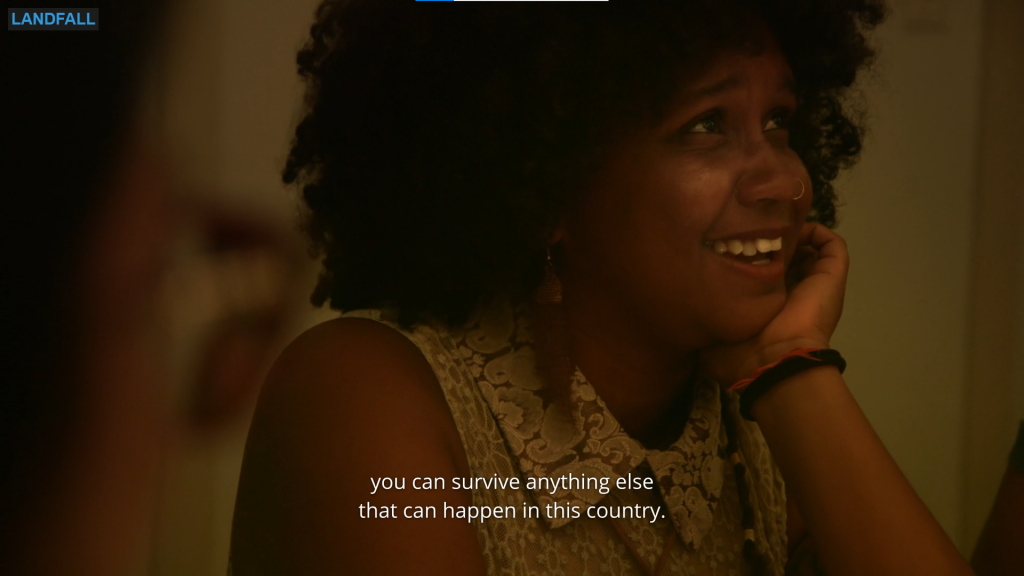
452, 302, 728, 550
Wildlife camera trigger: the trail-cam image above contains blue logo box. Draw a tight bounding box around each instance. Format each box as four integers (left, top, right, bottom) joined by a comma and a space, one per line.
8, 8, 99, 30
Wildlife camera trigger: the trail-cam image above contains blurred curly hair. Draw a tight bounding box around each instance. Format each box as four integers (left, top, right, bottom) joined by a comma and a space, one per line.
284, 0, 886, 327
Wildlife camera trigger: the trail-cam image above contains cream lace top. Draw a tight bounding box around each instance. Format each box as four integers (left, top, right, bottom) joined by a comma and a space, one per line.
345, 303, 788, 575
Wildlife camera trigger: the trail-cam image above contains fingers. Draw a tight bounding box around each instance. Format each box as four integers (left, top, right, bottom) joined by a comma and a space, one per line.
796, 223, 849, 277
786, 245, 819, 290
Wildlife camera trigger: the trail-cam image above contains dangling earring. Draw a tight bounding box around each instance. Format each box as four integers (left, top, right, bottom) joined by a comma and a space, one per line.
534, 247, 562, 304
532, 246, 573, 412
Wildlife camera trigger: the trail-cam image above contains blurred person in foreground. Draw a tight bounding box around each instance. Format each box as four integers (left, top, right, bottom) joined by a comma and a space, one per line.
1, 1, 293, 573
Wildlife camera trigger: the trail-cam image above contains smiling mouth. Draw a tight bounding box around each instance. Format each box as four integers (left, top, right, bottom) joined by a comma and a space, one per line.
704, 237, 782, 266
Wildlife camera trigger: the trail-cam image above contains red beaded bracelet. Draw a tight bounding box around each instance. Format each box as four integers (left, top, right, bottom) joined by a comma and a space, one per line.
727, 348, 846, 421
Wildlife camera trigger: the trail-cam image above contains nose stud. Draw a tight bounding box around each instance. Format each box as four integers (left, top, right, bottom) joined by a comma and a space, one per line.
793, 179, 805, 201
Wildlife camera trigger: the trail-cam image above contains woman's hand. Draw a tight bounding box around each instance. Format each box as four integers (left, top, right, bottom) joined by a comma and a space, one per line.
700, 222, 850, 386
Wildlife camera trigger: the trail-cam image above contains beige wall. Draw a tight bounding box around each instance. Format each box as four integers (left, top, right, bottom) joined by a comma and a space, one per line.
833, 0, 1024, 554
1019, 173, 1024, 423
1018, 173, 1024, 421
830, 0, 983, 551
145, 0, 1021, 572
962, 0, 1024, 553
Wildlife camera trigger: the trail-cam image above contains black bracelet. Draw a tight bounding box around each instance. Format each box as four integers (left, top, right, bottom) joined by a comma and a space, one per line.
738, 349, 846, 421
1010, 421, 1024, 475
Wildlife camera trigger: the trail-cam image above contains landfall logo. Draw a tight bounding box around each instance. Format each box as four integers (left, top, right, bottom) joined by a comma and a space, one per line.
8, 8, 99, 30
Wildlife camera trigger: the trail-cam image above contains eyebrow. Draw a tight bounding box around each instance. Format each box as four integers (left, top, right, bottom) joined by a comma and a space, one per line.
655, 70, 798, 134
682, 75, 744, 106
678, 74, 796, 108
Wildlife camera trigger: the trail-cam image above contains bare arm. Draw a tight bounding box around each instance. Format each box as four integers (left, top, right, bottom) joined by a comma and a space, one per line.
230, 318, 487, 575
754, 366, 970, 576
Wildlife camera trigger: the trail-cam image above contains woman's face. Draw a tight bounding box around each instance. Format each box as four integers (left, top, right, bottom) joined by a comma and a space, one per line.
561, 39, 813, 353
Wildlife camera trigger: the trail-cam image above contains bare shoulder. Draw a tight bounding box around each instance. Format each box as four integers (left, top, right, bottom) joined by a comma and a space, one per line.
243, 315, 466, 474
261, 317, 455, 428
231, 317, 483, 575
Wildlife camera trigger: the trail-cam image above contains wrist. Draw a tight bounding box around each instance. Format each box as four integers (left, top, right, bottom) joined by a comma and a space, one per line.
749, 364, 845, 422
738, 338, 830, 383
757, 338, 831, 365
731, 348, 845, 421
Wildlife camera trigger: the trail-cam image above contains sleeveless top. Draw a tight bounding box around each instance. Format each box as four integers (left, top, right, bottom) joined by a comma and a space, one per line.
345, 303, 788, 575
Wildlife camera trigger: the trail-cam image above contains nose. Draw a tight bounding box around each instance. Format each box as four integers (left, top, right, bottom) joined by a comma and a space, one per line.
733, 143, 801, 207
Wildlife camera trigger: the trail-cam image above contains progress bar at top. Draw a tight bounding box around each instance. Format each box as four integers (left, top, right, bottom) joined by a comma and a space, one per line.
416, 1, 607, 2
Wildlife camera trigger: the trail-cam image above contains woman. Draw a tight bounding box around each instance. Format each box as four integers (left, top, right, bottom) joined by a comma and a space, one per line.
231, 1, 972, 574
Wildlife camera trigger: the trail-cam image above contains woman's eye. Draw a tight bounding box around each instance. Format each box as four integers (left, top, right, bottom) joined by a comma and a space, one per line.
764, 109, 791, 131
686, 112, 721, 134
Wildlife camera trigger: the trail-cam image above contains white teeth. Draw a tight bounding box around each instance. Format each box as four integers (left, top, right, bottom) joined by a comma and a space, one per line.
752, 258, 771, 266
712, 236, 782, 254
711, 236, 784, 258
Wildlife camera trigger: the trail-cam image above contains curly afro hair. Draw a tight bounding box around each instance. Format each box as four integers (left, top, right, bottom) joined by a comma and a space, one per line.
285, 0, 886, 327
